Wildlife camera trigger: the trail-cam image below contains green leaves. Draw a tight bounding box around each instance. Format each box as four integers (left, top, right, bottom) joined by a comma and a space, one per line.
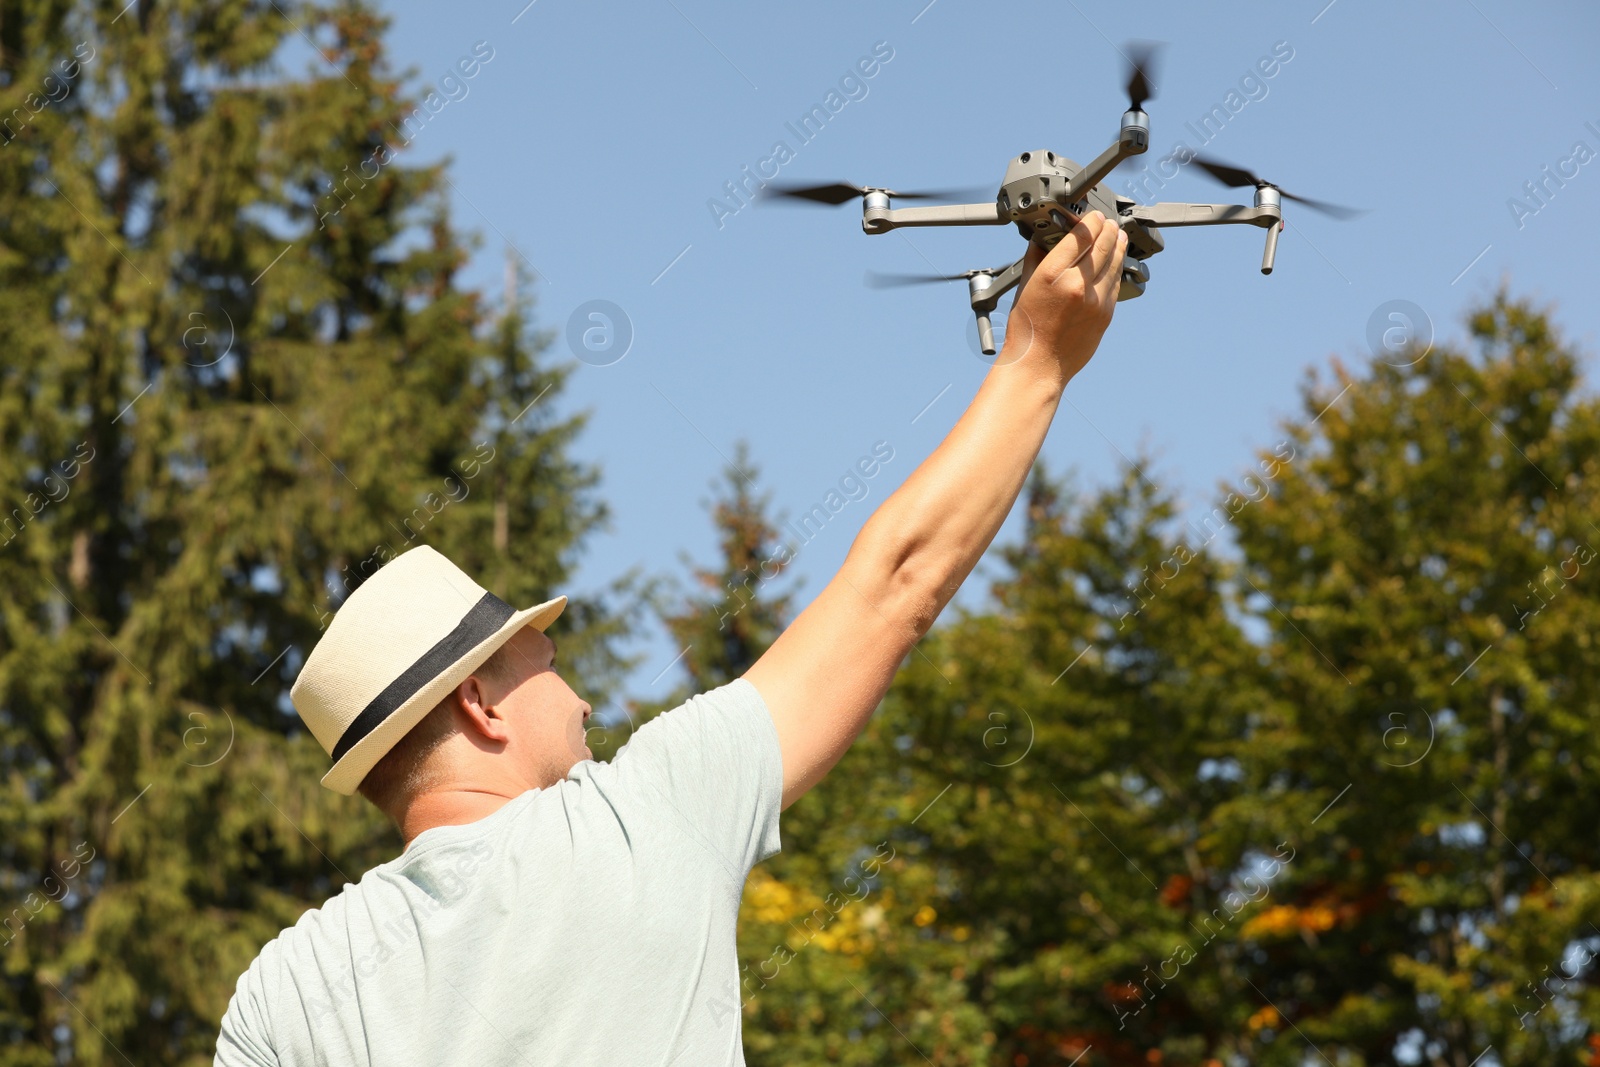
0, 2, 618, 1061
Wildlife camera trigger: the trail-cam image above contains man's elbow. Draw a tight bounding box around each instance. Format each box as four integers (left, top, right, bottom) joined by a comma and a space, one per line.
845, 517, 947, 640
903, 560, 953, 638
850, 553, 942, 642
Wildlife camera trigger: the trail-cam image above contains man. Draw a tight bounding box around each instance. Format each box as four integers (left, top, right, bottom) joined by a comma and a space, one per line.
214, 211, 1127, 1065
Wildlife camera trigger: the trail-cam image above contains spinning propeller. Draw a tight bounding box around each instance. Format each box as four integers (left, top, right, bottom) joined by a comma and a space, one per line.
864, 267, 1011, 289
763, 182, 989, 206
1124, 40, 1162, 112
1189, 156, 1364, 220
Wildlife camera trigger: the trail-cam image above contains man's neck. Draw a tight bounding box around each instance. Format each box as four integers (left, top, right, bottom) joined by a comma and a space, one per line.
398, 786, 525, 849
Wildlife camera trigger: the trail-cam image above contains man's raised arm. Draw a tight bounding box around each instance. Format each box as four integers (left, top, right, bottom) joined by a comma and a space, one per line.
746, 211, 1128, 809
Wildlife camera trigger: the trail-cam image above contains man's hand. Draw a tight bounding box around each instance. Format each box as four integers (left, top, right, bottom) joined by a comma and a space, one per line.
1005, 210, 1127, 386
746, 210, 1125, 811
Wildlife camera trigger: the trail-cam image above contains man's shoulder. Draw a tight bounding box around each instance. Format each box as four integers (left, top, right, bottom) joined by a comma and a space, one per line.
218, 867, 407, 1056
216, 888, 349, 1065
610, 678, 773, 756
228, 875, 365, 993
233, 802, 535, 985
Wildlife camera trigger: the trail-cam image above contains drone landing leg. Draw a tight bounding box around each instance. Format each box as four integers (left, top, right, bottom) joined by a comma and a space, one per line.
969, 258, 1026, 356
1261, 219, 1282, 274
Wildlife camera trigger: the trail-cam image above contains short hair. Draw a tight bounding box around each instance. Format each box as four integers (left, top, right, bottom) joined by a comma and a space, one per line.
356, 639, 526, 817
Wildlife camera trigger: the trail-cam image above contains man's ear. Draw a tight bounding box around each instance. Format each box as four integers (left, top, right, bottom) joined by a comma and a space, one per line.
453, 674, 513, 746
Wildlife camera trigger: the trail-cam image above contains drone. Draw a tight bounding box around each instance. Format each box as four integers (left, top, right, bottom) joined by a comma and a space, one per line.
763, 43, 1360, 355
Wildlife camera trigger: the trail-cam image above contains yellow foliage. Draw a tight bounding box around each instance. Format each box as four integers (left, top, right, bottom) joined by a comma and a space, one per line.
1247, 1005, 1280, 1031
1241, 902, 1338, 938
745, 870, 802, 926
1241, 904, 1299, 938
741, 869, 872, 954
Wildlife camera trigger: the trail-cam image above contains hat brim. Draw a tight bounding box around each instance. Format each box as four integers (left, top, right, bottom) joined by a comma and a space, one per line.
320, 595, 567, 795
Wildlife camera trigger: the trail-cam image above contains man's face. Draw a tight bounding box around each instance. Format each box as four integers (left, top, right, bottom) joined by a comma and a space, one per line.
486, 626, 592, 787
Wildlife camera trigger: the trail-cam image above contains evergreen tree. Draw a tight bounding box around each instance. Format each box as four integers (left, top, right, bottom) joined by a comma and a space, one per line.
591, 440, 792, 761
0, 3, 617, 1063
740, 294, 1600, 1067
740, 461, 1260, 1067
1223, 292, 1600, 1067
664, 439, 793, 696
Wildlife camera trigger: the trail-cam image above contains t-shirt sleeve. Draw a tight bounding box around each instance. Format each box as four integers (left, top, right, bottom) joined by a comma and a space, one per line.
214, 966, 280, 1067
607, 677, 783, 879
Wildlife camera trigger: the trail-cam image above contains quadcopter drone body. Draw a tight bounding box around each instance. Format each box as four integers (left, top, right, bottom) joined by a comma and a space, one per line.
768, 44, 1356, 354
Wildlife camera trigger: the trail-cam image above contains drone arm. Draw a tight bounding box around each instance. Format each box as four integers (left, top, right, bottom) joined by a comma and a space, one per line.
1124, 202, 1280, 228
863, 201, 1006, 234
1059, 113, 1150, 205
1125, 202, 1285, 275
976, 314, 996, 356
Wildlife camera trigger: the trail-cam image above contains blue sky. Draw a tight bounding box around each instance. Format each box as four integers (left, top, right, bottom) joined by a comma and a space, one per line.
364, 0, 1600, 703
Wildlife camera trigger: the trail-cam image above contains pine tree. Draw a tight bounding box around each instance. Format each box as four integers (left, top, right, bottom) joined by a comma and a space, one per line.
591, 440, 793, 763
1222, 292, 1600, 1067
0, 4, 617, 1063
739, 460, 1260, 1067
664, 439, 794, 695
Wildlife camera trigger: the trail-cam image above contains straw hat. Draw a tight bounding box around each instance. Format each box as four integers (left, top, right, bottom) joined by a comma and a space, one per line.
291, 545, 566, 794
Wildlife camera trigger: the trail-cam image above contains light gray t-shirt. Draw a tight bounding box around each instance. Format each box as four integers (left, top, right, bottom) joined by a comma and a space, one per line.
215, 678, 783, 1066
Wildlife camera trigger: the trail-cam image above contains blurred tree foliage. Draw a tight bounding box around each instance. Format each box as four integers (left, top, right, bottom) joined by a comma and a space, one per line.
0, 2, 625, 1063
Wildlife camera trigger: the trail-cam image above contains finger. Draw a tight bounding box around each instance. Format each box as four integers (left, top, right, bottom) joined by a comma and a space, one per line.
1091, 228, 1129, 303
1088, 214, 1120, 273
1088, 222, 1123, 286
1022, 236, 1048, 281
1057, 210, 1117, 288
1065, 210, 1109, 271
1024, 237, 1048, 270
1011, 239, 1048, 306
1043, 210, 1105, 279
